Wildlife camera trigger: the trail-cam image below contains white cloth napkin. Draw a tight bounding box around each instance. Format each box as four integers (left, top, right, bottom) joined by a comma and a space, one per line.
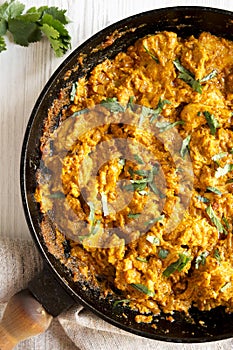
1, 237, 233, 350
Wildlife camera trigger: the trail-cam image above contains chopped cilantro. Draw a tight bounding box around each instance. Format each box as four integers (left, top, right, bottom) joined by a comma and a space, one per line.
87, 201, 101, 235
173, 59, 202, 93
131, 283, 155, 297
71, 108, 89, 117
156, 120, 184, 133
215, 164, 233, 178
158, 249, 169, 259
220, 282, 231, 292
0, 1, 71, 56
173, 59, 217, 93
48, 191, 65, 199
214, 248, 221, 263
133, 154, 144, 165
139, 99, 171, 126
126, 165, 165, 198
127, 96, 135, 110
136, 257, 148, 262
70, 82, 78, 101
113, 299, 130, 307
100, 192, 109, 217
150, 98, 171, 123
211, 152, 228, 161
100, 97, 125, 113
206, 186, 222, 196
180, 134, 191, 158
206, 205, 227, 235
128, 213, 141, 219
118, 158, 125, 166
146, 235, 160, 245
203, 111, 220, 135
145, 215, 165, 227
222, 216, 230, 229
196, 195, 210, 203
163, 253, 191, 277
195, 251, 208, 269
143, 44, 159, 63
200, 69, 218, 82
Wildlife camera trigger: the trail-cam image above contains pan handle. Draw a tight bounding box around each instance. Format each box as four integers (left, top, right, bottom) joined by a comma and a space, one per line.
0, 264, 75, 349
0, 289, 53, 350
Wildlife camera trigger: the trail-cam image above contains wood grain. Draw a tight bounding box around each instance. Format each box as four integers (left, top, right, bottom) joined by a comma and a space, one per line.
0, 0, 233, 348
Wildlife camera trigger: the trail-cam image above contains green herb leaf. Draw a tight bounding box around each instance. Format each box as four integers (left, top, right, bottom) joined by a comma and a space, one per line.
113, 299, 130, 307
100, 192, 109, 216
220, 282, 231, 292
211, 152, 228, 161
173, 59, 202, 93
206, 205, 226, 234
88, 201, 95, 226
101, 97, 125, 113
158, 249, 169, 259
91, 219, 101, 235
222, 216, 230, 229
214, 248, 221, 263
0, 1, 71, 56
40, 12, 71, 57
0, 18, 7, 36
195, 251, 208, 269
131, 283, 155, 297
71, 108, 89, 117
127, 96, 135, 110
150, 98, 171, 123
203, 111, 220, 135
0, 35, 6, 52
206, 186, 222, 196
215, 164, 233, 178
133, 154, 144, 165
180, 134, 191, 158
148, 181, 166, 198
118, 158, 125, 167
48, 191, 65, 199
143, 44, 159, 63
8, 18, 41, 45
145, 215, 165, 227
163, 253, 191, 277
196, 195, 210, 203
38, 6, 69, 25
136, 257, 148, 262
146, 235, 160, 245
0, 0, 25, 20
128, 213, 141, 219
200, 69, 218, 82
70, 82, 78, 102
156, 120, 184, 133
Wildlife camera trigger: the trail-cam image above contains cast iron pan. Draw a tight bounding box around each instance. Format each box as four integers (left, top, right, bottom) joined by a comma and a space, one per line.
3, 6, 233, 348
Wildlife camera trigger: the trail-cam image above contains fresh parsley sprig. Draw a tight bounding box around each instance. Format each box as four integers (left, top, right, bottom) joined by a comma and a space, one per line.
0, 0, 71, 56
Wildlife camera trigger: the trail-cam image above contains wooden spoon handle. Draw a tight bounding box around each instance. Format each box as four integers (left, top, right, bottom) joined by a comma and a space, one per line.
0, 289, 52, 350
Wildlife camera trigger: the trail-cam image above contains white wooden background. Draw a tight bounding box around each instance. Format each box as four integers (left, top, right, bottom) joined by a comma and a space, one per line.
1, 0, 233, 349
